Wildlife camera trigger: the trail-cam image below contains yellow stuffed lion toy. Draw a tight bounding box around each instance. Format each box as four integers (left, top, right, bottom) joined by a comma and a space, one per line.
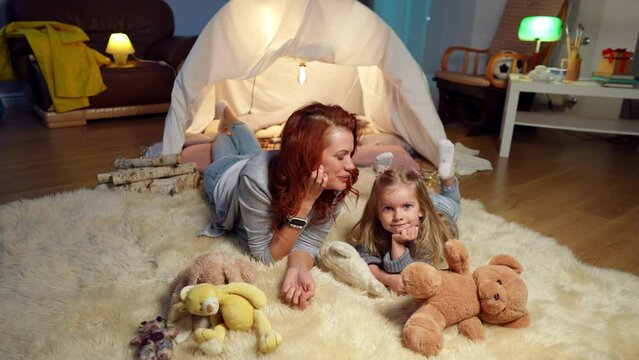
173, 283, 282, 355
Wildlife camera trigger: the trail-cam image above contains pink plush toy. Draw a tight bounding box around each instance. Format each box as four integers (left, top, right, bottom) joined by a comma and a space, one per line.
168, 252, 256, 307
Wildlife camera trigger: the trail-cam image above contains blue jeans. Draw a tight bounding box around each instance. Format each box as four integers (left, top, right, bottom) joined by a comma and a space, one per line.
203, 122, 261, 201
431, 178, 461, 222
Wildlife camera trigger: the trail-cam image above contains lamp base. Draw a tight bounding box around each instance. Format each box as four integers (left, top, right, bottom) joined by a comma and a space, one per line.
531, 51, 540, 68
530, 39, 542, 68
112, 54, 129, 66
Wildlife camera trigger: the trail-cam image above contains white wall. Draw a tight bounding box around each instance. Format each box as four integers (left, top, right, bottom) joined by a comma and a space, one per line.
470, 0, 507, 49
423, 0, 482, 102
423, 0, 508, 102
163, 0, 226, 36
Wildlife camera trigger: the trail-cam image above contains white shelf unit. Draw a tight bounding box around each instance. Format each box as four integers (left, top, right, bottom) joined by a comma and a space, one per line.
499, 74, 639, 158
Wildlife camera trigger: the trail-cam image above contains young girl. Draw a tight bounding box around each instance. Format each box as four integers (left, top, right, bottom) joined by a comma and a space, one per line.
351, 139, 460, 295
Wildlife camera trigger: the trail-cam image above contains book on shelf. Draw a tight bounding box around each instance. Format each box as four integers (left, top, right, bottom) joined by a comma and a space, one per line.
591, 75, 638, 84
602, 82, 636, 89
591, 71, 636, 80
591, 72, 638, 88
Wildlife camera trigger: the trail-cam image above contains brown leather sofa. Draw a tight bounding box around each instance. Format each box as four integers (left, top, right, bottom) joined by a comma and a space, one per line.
5, 0, 197, 128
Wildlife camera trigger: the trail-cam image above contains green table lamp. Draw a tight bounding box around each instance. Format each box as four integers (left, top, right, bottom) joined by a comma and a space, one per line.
518, 16, 562, 66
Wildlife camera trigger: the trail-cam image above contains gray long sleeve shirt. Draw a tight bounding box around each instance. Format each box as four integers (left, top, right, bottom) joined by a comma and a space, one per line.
201, 151, 341, 264
356, 243, 431, 274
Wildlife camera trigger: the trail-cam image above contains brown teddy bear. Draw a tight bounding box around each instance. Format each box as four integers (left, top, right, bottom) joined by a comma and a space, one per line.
401, 239, 530, 357
167, 252, 257, 343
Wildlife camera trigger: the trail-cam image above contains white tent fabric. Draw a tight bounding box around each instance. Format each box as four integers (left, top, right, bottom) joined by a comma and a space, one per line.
160, 0, 447, 163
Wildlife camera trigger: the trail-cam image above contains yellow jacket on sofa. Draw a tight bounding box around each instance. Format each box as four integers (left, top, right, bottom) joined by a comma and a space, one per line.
0, 21, 111, 112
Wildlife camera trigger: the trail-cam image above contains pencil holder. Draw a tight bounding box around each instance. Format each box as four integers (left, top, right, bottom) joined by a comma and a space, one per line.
561, 57, 581, 82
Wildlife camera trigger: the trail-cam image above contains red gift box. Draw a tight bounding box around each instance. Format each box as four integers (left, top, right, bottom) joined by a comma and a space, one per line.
595, 48, 634, 76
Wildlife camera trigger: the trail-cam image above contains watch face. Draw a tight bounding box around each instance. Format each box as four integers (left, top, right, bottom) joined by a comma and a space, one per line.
289, 217, 307, 227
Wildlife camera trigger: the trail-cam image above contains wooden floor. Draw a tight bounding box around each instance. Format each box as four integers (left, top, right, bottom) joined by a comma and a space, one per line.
1, 104, 638, 276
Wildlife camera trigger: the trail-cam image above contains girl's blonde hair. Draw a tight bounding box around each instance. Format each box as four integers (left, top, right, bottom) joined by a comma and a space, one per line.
351, 167, 456, 264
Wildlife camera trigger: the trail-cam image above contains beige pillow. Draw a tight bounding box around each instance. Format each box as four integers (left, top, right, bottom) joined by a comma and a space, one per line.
255, 124, 284, 139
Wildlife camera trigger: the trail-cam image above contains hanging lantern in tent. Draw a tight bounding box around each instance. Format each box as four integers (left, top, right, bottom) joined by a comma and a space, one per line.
298, 63, 307, 84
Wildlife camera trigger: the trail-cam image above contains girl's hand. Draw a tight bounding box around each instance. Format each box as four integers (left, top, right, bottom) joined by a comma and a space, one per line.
387, 274, 406, 295
303, 165, 328, 205
391, 225, 419, 245
281, 264, 315, 309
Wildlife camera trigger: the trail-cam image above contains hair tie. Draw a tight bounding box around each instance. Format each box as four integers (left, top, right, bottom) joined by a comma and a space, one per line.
377, 166, 391, 177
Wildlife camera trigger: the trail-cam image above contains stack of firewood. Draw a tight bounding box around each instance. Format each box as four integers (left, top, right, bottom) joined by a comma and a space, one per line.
96, 154, 200, 195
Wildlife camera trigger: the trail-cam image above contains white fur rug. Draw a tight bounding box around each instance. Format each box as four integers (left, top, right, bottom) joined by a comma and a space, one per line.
1, 168, 638, 360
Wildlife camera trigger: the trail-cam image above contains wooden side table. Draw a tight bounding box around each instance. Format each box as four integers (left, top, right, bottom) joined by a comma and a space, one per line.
499, 74, 639, 158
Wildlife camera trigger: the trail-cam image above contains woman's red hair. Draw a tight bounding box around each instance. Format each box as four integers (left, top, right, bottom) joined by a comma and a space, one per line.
268, 102, 360, 229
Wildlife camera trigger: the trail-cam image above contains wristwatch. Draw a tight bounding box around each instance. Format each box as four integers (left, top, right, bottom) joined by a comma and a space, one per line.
286, 215, 308, 230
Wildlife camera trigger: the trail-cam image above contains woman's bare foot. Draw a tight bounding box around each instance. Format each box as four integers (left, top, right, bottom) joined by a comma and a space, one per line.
216, 100, 240, 135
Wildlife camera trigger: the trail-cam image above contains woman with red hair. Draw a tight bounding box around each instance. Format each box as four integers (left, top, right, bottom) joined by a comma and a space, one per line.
202, 101, 359, 309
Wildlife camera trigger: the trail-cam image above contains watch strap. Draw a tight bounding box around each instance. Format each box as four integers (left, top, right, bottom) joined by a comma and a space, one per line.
286, 215, 308, 229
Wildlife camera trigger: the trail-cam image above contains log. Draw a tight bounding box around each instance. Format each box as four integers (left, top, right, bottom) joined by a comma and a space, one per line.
149, 172, 200, 195
96, 173, 113, 184
113, 154, 182, 169
97, 163, 197, 185
96, 172, 200, 196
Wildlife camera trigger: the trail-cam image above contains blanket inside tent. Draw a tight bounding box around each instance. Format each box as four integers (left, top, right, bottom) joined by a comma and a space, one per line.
159, 0, 447, 164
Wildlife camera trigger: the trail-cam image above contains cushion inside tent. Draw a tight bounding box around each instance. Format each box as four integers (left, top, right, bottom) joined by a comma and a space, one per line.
160, 0, 446, 164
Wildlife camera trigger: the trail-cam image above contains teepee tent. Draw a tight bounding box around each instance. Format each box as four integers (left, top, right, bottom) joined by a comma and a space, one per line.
161, 0, 446, 163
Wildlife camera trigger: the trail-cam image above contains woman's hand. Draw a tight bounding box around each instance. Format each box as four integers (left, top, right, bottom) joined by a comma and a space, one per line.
281, 264, 315, 309
302, 165, 328, 207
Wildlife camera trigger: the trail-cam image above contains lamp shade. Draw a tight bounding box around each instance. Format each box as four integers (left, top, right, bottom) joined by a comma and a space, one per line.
106, 33, 135, 65
518, 16, 562, 42
106, 33, 135, 55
